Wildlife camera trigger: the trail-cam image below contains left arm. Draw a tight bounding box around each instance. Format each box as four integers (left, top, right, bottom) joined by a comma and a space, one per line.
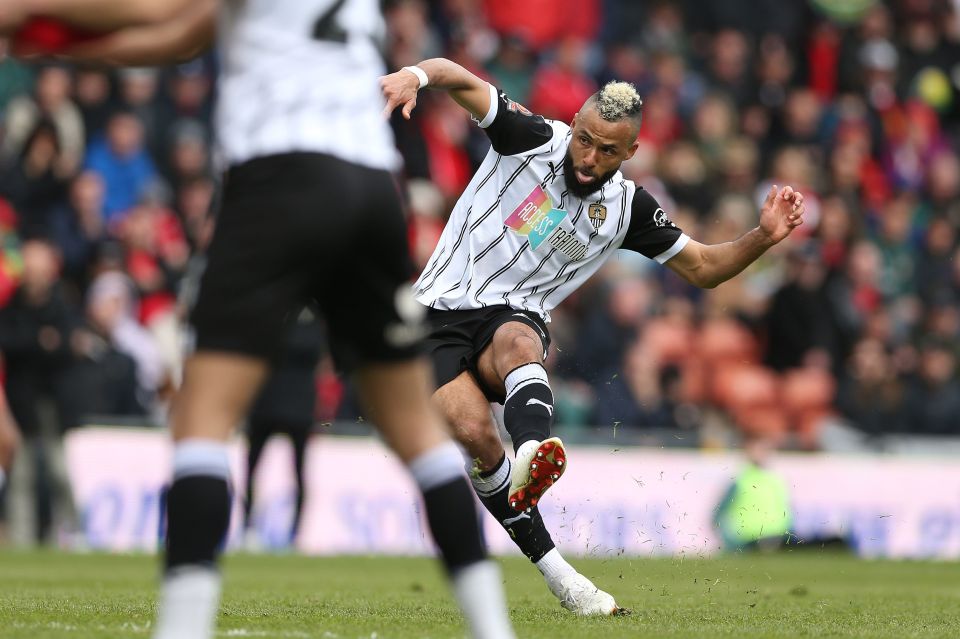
667, 185, 805, 288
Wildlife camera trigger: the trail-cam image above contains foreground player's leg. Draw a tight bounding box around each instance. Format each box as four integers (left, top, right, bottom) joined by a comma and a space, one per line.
153, 353, 269, 639
358, 359, 514, 639
435, 371, 621, 616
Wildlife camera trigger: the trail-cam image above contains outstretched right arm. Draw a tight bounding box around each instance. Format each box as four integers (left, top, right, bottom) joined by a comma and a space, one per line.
381, 57, 554, 156
380, 57, 492, 122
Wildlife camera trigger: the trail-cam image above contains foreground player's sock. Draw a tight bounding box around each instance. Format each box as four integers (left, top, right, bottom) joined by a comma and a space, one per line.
452, 560, 515, 639
410, 442, 515, 639
502, 363, 554, 452
0, 467, 5, 492
470, 454, 555, 562
153, 440, 232, 639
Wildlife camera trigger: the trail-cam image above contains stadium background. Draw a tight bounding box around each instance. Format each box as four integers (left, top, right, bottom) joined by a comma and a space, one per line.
1, 0, 960, 560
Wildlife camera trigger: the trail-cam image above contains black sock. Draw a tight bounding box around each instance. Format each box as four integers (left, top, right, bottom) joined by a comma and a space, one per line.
164, 441, 232, 571
411, 443, 487, 573
503, 363, 554, 453
165, 475, 231, 570
472, 454, 555, 562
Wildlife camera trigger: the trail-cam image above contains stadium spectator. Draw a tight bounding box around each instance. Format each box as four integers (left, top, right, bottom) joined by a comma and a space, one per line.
590, 340, 678, 429
528, 37, 597, 122
83, 110, 158, 221
902, 338, 960, 435
0, 119, 70, 236
763, 243, 834, 372
0, 238, 81, 544
47, 171, 108, 293
72, 68, 115, 143
1, 64, 84, 175
835, 337, 905, 435
84, 271, 165, 412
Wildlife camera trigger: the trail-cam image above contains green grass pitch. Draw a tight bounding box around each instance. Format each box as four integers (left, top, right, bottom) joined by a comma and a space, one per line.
2, 550, 959, 638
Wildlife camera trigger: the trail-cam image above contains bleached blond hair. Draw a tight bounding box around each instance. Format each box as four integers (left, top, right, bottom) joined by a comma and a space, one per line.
587, 81, 644, 124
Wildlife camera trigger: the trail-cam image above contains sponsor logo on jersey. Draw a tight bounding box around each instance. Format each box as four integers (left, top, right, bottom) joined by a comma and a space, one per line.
505, 185, 589, 259
504, 185, 567, 249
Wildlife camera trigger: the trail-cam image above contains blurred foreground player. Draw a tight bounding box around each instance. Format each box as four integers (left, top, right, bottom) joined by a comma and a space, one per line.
1, 2, 515, 638
382, 58, 807, 615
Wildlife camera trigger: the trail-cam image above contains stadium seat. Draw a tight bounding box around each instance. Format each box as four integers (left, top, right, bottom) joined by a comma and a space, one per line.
781, 367, 836, 449
712, 363, 788, 441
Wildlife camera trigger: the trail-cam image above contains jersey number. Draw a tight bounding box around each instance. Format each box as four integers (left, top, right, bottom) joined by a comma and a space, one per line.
312, 0, 348, 43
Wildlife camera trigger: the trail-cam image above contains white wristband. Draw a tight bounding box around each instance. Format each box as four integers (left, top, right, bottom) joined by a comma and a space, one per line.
402, 65, 429, 89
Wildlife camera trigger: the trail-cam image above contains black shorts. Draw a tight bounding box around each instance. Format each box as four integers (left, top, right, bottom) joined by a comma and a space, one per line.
424, 305, 550, 403
191, 152, 423, 368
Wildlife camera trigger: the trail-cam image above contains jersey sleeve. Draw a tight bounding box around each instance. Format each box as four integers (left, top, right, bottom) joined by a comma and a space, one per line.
473, 84, 554, 156
620, 188, 689, 263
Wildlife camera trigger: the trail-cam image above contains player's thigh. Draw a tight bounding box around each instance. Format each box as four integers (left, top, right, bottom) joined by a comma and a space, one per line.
433, 371, 503, 470
476, 320, 547, 394
354, 358, 447, 464
170, 352, 269, 442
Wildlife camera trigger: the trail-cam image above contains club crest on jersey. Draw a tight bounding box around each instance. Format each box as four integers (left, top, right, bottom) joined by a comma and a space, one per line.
588, 203, 607, 229
505, 186, 589, 260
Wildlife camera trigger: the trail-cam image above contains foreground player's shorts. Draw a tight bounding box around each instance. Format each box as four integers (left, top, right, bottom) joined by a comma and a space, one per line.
191, 152, 422, 369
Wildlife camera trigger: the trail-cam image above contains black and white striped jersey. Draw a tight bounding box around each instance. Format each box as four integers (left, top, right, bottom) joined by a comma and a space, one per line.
413, 85, 689, 322
216, 0, 398, 170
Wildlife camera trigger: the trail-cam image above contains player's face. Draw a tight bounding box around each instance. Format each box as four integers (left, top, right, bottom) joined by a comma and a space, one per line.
564, 107, 639, 199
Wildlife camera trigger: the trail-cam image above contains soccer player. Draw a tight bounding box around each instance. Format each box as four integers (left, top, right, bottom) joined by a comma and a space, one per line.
381, 58, 806, 615
1, 3, 515, 639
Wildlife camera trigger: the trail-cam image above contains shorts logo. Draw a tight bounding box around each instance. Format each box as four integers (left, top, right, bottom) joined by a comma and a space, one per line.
384, 287, 428, 348
506, 99, 532, 116
588, 203, 607, 229
504, 185, 567, 249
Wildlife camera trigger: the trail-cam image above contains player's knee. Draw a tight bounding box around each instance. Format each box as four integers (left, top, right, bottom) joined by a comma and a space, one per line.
496, 332, 544, 372
451, 417, 502, 467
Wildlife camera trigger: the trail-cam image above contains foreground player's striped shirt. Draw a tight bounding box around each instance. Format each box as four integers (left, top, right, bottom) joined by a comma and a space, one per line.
216, 0, 398, 171
414, 85, 689, 321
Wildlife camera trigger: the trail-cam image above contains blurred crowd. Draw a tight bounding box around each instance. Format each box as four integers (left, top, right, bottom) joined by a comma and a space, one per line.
1, 0, 959, 475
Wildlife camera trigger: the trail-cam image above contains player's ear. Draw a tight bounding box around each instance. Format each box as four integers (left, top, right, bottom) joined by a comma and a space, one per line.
623, 138, 640, 161
570, 112, 578, 129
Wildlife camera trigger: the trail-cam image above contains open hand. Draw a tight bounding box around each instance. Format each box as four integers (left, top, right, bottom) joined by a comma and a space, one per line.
379, 69, 421, 120
759, 184, 805, 244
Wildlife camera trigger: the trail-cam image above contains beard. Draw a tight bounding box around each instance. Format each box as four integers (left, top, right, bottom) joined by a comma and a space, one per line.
562, 148, 619, 200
